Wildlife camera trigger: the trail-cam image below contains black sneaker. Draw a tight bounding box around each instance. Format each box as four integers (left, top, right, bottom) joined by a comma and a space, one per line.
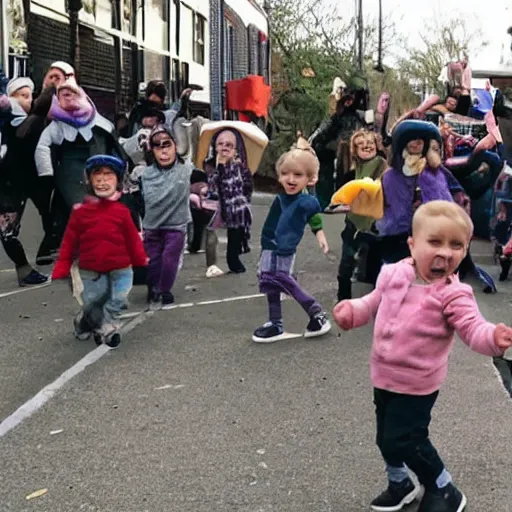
418, 483, 466, 512
304, 311, 332, 338
252, 322, 285, 343
106, 333, 121, 349
93, 333, 103, 346
18, 269, 49, 287
161, 292, 175, 310
371, 478, 420, 511
229, 265, 246, 274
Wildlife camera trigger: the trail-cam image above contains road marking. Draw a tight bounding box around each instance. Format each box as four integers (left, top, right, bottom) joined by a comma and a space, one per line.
0, 282, 51, 299
0, 293, 267, 437
0, 311, 152, 438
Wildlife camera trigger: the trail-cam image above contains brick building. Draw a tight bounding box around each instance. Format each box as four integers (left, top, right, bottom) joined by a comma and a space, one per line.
2, 0, 269, 121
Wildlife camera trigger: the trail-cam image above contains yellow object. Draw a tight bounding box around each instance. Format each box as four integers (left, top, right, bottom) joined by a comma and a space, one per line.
331, 178, 385, 219
331, 177, 382, 205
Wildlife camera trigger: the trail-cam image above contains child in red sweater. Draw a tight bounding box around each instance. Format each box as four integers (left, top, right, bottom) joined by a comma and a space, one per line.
333, 200, 512, 512
52, 155, 147, 348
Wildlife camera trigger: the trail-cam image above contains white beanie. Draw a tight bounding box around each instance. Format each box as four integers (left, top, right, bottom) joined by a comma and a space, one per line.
6, 77, 35, 97
50, 61, 75, 77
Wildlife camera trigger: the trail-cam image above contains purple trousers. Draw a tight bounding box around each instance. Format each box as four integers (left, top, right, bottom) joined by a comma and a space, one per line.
144, 229, 185, 294
258, 250, 322, 321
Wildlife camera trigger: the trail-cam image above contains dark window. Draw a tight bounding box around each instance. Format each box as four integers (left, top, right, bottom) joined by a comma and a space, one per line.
193, 13, 206, 65
223, 22, 234, 81
180, 61, 189, 91
172, 58, 180, 101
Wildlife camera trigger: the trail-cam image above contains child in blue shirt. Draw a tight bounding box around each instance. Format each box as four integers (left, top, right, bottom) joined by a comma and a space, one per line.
253, 143, 332, 343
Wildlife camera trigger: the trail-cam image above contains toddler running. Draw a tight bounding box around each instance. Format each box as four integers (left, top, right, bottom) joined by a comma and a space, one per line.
52, 155, 147, 348
333, 200, 512, 512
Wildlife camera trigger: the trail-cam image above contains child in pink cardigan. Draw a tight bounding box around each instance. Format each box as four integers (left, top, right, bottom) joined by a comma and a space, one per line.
333, 200, 512, 512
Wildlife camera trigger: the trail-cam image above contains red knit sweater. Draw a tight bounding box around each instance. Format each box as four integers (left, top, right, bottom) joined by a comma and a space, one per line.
52, 196, 147, 279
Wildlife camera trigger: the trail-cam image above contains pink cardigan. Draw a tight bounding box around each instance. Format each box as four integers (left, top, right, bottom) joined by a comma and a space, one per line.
333, 259, 503, 395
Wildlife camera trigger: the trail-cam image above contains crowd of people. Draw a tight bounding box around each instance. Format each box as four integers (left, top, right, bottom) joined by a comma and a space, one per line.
2, 57, 512, 511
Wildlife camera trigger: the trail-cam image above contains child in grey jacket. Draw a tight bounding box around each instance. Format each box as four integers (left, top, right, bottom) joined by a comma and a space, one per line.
141, 124, 192, 310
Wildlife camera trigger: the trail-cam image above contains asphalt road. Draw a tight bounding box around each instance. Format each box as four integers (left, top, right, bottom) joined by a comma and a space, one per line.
1, 198, 512, 512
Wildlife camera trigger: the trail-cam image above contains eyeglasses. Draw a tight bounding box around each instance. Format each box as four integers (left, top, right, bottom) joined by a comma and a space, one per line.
216, 142, 235, 150
152, 140, 173, 149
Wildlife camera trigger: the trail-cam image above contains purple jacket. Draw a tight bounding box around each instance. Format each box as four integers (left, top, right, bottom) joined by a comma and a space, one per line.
376, 166, 455, 236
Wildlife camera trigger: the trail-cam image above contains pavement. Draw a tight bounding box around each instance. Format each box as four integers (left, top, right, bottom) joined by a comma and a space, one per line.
1, 197, 512, 512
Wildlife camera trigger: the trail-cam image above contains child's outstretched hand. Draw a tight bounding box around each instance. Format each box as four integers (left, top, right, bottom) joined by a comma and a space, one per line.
333, 300, 354, 330
494, 323, 512, 350
315, 230, 329, 254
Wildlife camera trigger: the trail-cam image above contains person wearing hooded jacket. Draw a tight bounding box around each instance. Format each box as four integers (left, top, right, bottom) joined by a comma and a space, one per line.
35, 77, 130, 244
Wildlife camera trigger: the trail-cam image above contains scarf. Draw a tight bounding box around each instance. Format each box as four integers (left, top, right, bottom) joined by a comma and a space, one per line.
9, 98, 28, 127
402, 150, 426, 176
49, 93, 96, 128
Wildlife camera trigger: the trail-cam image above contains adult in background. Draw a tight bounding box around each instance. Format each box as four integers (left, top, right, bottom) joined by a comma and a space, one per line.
127, 80, 167, 137
35, 77, 129, 244
0, 77, 51, 285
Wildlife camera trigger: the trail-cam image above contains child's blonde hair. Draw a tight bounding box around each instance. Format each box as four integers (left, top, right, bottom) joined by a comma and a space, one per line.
412, 200, 473, 242
275, 138, 320, 180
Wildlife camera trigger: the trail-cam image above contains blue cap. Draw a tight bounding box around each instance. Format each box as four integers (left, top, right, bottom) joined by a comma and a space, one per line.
85, 155, 126, 179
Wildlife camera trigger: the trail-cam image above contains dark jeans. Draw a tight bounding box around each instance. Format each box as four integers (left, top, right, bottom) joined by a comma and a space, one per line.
374, 388, 445, 490
338, 220, 359, 301
227, 227, 246, 272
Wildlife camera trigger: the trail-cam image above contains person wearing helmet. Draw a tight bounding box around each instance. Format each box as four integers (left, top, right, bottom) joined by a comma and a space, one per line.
52, 155, 147, 349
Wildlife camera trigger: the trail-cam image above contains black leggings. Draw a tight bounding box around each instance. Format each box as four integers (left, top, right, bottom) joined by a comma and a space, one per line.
0, 179, 53, 269
227, 227, 246, 272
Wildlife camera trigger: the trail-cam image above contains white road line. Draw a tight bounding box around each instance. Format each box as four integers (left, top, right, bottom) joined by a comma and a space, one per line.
0, 293, 266, 437
0, 282, 51, 299
0, 344, 110, 438
0, 311, 152, 438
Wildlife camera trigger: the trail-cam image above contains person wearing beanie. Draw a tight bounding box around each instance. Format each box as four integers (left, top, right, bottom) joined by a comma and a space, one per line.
42, 61, 75, 90
35, 77, 130, 246
140, 124, 192, 310
52, 155, 147, 349
145, 80, 167, 105
0, 75, 50, 286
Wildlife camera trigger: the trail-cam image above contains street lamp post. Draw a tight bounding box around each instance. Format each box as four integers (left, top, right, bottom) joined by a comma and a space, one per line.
357, 0, 363, 71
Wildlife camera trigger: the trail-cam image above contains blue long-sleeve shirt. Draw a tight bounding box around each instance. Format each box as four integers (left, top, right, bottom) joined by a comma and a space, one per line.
261, 193, 322, 256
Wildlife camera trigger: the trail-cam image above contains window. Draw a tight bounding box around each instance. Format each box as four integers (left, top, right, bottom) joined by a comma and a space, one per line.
193, 13, 205, 65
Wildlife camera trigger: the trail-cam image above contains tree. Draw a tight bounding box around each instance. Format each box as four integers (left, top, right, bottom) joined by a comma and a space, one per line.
259, 0, 417, 177
397, 17, 487, 97
7, 0, 28, 54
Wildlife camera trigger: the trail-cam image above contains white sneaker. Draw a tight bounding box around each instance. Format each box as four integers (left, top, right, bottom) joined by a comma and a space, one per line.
206, 265, 224, 278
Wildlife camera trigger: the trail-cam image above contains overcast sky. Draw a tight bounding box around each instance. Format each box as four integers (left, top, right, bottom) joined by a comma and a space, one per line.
327, 0, 511, 67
